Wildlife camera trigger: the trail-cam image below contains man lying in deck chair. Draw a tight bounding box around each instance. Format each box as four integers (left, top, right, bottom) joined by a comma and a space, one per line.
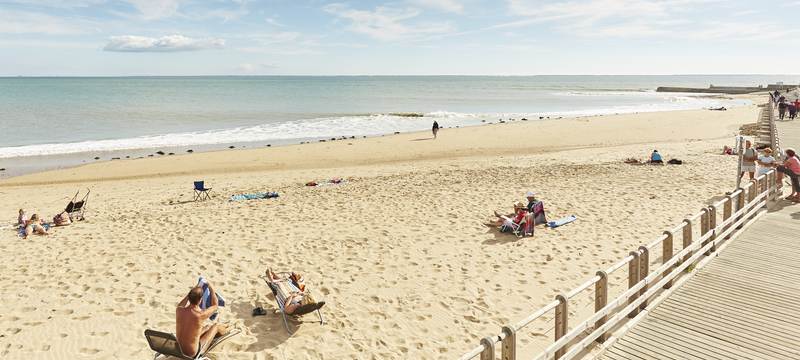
175, 279, 229, 358
262, 268, 325, 334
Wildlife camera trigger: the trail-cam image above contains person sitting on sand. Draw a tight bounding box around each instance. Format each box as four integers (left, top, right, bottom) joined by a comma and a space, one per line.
53, 211, 72, 226
18, 209, 28, 227
176, 279, 229, 358
650, 150, 663, 164
265, 268, 310, 314
722, 145, 734, 155
25, 214, 48, 238
776, 148, 800, 201
524, 191, 547, 227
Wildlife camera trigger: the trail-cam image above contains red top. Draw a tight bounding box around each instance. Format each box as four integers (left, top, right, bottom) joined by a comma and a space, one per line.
513, 209, 527, 223
786, 156, 800, 174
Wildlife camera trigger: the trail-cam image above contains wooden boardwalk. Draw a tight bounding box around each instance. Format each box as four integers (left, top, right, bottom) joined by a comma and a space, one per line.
599, 112, 800, 360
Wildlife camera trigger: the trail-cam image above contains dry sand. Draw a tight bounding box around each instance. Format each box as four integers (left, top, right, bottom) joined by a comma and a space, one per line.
0, 105, 756, 359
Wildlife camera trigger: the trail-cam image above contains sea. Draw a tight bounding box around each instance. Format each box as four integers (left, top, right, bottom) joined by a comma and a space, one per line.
0, 75, 797, 176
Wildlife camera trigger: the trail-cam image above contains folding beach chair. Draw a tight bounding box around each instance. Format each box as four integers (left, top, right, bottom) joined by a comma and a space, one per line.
193, 181, 212, 201
144, 328, 240, 360
261, 274, 325, 334
65, 189, 90, 221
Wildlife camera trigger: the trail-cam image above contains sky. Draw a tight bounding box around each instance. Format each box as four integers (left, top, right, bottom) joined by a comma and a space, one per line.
1, 0, 799, 76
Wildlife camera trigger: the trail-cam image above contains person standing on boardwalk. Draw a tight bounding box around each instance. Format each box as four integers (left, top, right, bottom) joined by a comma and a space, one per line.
432, 121, 440, 139
776, 148, 800, 201
740, 140, 757, 180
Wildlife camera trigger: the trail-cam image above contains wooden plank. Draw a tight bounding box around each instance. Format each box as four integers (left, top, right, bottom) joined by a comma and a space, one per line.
668, 291, 800, 328
630, 325, 737, 360
637, 319, 769, 360
648, 311, 799, 357
657, 299, 800, 343
601, 346, 648, 360
618, 332, 702, 360
684, 277, 800, 308
632, 324, 750, 360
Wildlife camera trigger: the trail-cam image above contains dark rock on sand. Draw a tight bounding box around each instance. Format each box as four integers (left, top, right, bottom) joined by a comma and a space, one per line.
168, 152, 175, 155
319, 139, 326, 142
229, 145, 235, 149
125, 156, 130, 158
394, 131, 400, 134
111, 157, 120, 160
94, 156, 100, 160
156, 151, 165, 155
0, 168, 5, 171
187, 149, 194, 153
148, 154, 154, 157
267, 144, 271, 147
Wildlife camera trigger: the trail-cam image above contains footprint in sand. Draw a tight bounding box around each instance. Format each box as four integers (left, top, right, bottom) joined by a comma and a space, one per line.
79, 348, 100, 355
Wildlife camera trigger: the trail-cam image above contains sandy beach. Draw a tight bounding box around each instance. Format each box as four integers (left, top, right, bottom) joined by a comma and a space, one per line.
0, 104, 756, 359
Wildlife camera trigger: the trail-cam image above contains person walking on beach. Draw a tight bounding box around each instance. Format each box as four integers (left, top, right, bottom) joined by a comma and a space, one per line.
740, 140, 757, 180
432, 121, 440, 139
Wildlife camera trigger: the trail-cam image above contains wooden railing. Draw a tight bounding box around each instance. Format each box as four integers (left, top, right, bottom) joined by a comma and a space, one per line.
459, 97, 782, 360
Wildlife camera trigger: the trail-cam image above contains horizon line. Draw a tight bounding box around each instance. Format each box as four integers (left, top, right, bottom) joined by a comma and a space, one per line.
3, 74, 800, 78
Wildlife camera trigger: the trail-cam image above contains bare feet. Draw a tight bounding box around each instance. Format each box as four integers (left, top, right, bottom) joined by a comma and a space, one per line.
215, 323, 229, 337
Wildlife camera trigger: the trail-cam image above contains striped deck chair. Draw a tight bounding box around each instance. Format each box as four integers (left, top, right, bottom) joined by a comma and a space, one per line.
262, 274, 325, 334
143, 328, 240, 360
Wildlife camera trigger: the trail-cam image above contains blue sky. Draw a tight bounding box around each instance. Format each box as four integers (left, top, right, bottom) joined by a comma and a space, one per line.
1, 0, 798, 76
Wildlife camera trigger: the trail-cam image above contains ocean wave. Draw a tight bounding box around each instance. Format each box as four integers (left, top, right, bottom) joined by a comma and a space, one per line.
0, 96, 751, 158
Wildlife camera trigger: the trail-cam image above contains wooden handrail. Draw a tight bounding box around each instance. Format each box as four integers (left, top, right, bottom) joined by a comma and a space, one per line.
459, 96, 781, 360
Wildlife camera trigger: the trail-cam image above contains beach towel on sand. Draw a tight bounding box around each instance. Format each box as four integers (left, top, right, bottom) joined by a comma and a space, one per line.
197, 276, 226, 321
547, 215, 577, 228
229, 192, 279, 201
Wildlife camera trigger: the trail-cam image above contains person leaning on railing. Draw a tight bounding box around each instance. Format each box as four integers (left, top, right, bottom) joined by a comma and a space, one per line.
775, 148, 800, 201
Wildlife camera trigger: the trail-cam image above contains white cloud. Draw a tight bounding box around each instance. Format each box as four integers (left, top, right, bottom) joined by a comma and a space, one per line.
103, 34, 225, 52
408, 0, 464, 13
323, 3, 454, 41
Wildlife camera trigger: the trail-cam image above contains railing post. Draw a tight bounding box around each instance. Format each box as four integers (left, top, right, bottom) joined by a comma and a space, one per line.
748, 180, 757, 203
707, 206, 717, 253
554, 294, 568, 359
627, 251, 640, 318
736, 189, 745, 229
480, 337, 495, 360
682, 219, 693, 264
638, 246, 649, 310
723, 195, 733, 239
662, 230, 674, 289
501, 326, 516, 360
700, 208, 709, 252
594, 270, 608, 343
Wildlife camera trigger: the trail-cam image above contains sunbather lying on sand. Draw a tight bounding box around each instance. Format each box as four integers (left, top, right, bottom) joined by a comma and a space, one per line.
53, 211, 72, 226
24, 214, 48, 238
